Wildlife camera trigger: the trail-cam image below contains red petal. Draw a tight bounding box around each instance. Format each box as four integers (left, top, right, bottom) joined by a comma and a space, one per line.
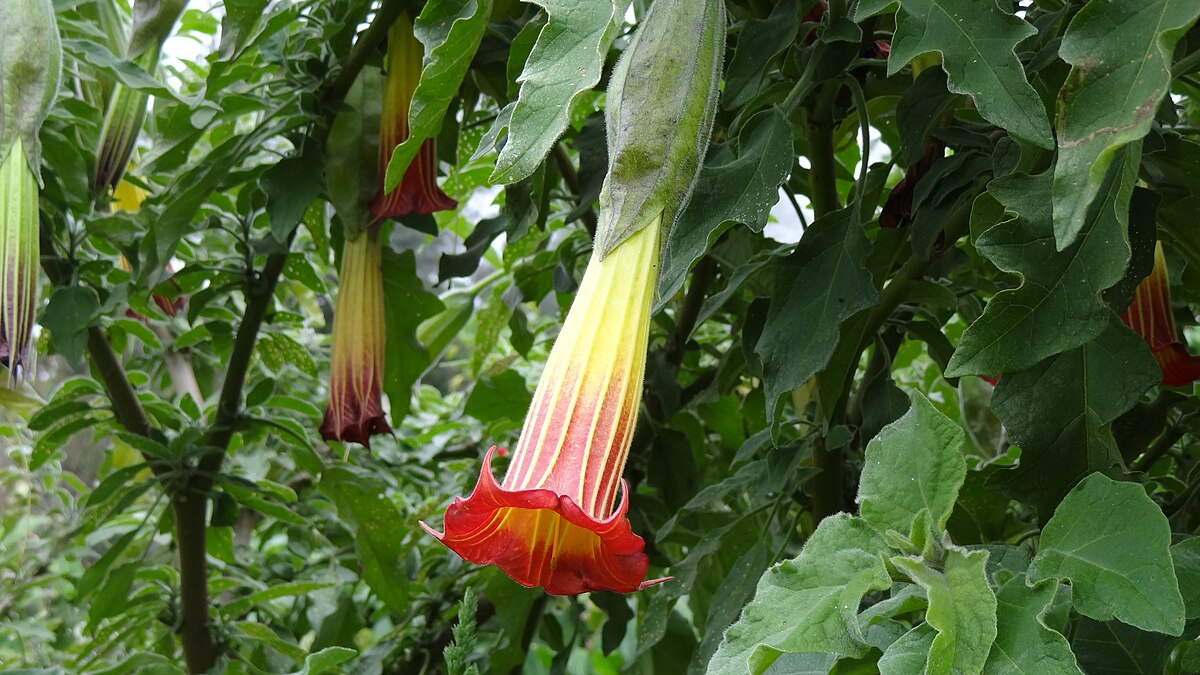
422, 448, 670, 595
1155, 344, 1200, 388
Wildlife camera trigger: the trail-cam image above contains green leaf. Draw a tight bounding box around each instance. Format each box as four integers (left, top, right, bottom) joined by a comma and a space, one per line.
892, 548, 997, 675
320, 466, 411, 616
1028, 474, 1185, 636
1170, 537, 1200, 619
708, 515, 891, 674
755, 207, 879, 423
946, 158, 1135, 377
258, 333, 319, 377
858, 393, 966, 538
982, 575, 1082, 675
878, 624, 936, 675
1071, 618, 1175, 675
382, 250, 444, 420
722, 0, 800, 110
325, 67, 381, 237
987, 318, 1159, 513
857, 0, 1053, 149
263, 145, 325, 241
657, 108, 793, 305
1051, 0, 1200, 248
463, 370, 532, 425
489, 0, 627, 184
41, 286, 101, 366
288, 647, 357, 675
384, 0, 493, 192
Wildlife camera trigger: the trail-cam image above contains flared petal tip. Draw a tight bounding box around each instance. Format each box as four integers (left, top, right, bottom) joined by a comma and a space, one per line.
319, 410, 393, 448
368, 190, 458, 222
424, 447, 661, 595
1156, 345, 1200, 388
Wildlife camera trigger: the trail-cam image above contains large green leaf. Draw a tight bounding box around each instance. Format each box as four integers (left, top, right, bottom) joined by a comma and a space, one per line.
657, 108, 793, 305
383, 0, 493, 191
1070, 618, 1175, 675
1170, 537, 1200, 619
857, 393, 966, 538
756, 207, 878, 423
856, 0, 1053, 149
708, 515, 892, 674
721, 0, 800, 110
320, 466, 412, 616
987, 318, 1159, 513
892, 548, 997, 675
1052, 0, 1200, 248
382, 250, 444, 420
489, 0, 627, 184
946, 156, 1135, 378
983, 575, 1082, 675
1028, 474, 1185, 636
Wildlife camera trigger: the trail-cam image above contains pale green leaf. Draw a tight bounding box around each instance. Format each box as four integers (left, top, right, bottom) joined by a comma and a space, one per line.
893, 548, 997, 675
857, 393, 967, 538
708, 515, 891, 675
983, 575, 1083, 674
1028, 474, 1185, 636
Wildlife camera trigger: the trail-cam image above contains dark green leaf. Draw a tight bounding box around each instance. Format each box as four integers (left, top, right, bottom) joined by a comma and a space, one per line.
982, 575, 1082, 675
41, 286, 101, 366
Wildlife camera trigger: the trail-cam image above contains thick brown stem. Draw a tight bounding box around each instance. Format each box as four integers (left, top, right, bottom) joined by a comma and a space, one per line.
173, 493, 216, 673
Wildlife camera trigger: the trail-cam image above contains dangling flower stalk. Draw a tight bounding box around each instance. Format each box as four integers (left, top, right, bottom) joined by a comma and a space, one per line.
320, 11, 457, 446
0, 0, 62, 386
320, 228, 391, 446
1121, 243, 1200, 387
369, 11, 456, 222
423, 0, 725, 595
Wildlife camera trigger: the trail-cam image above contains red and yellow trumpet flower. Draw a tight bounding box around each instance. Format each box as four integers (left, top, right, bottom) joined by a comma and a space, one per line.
1121, 243, 1200, 387
320, 229, 391, 446
422, 217, 669, 595
368, 12, 456, 222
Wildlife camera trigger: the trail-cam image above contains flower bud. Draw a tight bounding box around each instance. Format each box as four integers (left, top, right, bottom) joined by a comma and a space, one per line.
594, 0, 725, 258
1, 0, 63, 178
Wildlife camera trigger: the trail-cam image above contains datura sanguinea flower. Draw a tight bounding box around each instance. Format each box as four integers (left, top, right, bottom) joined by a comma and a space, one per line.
422, 217, 669, 594
1, 0, 61, 385
319, 229, 391, 446
1121, 243, 1200, 387
423, 0, 725, 594
368, 11, 455, 222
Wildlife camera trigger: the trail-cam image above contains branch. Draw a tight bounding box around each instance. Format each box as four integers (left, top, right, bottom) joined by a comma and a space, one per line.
665, 255, 717, 366
551, 142, 598, 239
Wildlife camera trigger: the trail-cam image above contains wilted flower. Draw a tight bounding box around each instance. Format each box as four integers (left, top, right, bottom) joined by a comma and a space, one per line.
320, 229, 391, 446
422, 217, 669, 594
1121, 243, 1200, 387
1, 0, 62, 385
368, 11, 456, 222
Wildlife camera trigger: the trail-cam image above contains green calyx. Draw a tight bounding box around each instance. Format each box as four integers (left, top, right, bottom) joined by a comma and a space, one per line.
0, 144, 40, 385
127, 0, 188, 60
0, 0, 63, 183
594, 0, 725, 259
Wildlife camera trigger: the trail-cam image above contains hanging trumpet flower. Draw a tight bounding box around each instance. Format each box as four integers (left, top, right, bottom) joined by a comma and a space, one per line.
320, 229, 391, 446
423, 0, 725, 594
1121, 243, 1200, 387
92, 0, 186, 194
0, 0, 62, 386
368, 11, 456, 222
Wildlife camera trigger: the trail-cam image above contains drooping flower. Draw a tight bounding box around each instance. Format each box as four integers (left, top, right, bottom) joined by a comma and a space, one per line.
320, 229, 391, 446
422, 0, 724, 595
368, 11, 456, 222
1, 0, 61, 386
1121, 243, 1200, 387
422, 216, 669, 594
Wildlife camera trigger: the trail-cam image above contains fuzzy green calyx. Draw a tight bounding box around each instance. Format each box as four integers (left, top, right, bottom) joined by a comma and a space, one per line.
0, 144, 40, 385
0, 0, 63, 182
594, 0, 725, 259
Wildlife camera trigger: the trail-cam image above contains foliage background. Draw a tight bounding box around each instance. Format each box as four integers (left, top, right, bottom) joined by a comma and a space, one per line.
2, 0, 1200, 673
